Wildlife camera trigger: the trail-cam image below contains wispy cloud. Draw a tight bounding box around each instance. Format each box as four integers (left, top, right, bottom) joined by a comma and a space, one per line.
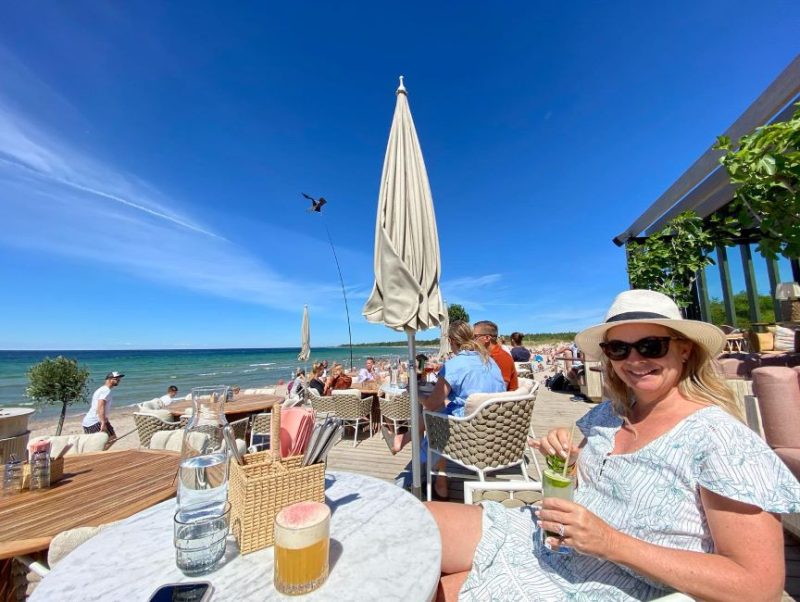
0, 87, 337, 313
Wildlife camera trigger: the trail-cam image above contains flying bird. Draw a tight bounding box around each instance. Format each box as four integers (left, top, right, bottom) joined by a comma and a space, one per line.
302, 193, 327, 212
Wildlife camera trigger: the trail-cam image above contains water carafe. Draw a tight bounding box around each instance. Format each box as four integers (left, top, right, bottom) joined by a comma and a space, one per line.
178, 386, 231, 513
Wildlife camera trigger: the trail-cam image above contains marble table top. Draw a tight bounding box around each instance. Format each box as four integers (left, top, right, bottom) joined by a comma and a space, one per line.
31, 471, 442, 601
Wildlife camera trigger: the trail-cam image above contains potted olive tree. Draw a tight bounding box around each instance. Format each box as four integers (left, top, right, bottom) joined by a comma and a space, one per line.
27, 356, 91, 436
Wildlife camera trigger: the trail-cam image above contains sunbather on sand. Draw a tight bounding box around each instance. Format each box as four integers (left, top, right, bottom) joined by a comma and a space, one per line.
382, 320, 504, 499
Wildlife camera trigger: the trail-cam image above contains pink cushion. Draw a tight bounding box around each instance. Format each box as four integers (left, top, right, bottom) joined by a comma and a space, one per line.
774, 448, 800, 480
716, 357, 756, 379
752, 367, 800, 449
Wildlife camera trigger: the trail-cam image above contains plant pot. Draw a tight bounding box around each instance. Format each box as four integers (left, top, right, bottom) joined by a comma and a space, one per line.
779, 299, 800, 322
0, 407, 35, 439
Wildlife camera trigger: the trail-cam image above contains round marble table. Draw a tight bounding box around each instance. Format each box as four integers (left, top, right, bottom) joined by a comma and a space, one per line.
31, 471, 441, 601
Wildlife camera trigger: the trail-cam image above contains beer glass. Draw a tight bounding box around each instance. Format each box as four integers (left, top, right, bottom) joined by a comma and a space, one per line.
273, 501, 330, 595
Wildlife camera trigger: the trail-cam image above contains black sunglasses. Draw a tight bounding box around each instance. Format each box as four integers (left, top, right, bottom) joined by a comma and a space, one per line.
599, 336, 683, 361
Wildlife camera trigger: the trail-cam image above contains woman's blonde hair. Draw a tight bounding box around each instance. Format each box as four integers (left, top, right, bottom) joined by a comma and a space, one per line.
602, 326, 743, 422
311, 362, 324, 377
448, 320, 490, 363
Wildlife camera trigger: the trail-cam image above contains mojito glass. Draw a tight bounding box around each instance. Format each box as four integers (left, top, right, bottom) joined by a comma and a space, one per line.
542, 468, 575, 554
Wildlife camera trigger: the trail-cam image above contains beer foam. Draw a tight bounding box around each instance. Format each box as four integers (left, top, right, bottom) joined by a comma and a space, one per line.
275, 502, 330, 549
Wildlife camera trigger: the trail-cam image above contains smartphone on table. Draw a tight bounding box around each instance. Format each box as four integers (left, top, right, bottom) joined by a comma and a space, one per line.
148, 582, 213, 602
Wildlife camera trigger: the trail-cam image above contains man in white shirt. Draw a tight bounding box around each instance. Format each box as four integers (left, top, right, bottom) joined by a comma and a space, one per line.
357, 357, 377, 383
159, 385, 179, 406
82, 371, 124, 439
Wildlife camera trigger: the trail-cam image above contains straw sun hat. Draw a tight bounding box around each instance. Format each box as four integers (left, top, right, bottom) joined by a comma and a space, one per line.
575, 289, 726, 361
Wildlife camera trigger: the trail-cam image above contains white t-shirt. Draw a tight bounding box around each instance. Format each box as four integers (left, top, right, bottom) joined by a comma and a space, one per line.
159, 394, 175, 406
82, 385, 113, 427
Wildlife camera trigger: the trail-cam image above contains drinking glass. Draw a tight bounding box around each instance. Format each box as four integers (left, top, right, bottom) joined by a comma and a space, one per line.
174, 502, 230, 575
273, 501, 330, 595
541, 468, 575, 554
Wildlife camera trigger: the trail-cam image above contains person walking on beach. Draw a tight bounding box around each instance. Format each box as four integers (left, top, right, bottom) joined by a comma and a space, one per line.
474, 320, 518, 391
82, 371, 124, 440
158, 385, 179, 406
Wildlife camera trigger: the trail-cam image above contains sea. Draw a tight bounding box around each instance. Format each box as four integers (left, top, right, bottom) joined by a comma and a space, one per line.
0, 346, 433, 421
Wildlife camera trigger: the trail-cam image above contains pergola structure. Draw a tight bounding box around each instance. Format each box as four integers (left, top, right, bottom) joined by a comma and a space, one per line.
614, 55, 800, 327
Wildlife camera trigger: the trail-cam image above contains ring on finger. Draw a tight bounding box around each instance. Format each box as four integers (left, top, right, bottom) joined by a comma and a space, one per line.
558, 523, 566, 538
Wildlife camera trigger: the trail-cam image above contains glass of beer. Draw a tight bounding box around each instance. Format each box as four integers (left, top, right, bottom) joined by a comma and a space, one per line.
273, 501, 330, 595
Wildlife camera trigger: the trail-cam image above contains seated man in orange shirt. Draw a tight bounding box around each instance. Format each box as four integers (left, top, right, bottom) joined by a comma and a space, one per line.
473, 320, 518, 391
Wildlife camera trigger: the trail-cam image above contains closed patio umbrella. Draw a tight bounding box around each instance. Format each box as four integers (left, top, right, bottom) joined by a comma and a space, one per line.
438, 301, 451, 359
298, 305, 310, 362
363, 76, 445, 498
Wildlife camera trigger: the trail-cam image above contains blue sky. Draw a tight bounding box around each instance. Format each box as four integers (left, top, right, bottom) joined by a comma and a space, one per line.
0, 2, 798, 349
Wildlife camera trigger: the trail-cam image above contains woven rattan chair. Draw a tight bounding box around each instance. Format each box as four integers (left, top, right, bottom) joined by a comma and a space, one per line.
379, 391, 411, 433
423, 389, 538, 501
331, 392, 373, 447
133, 412, 184, 448
514, 362, 533, 379
249, 412, 271, 447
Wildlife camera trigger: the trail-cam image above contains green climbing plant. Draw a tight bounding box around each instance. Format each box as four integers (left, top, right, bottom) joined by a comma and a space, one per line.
626, 211, 719, 309
715, 103, 800, 260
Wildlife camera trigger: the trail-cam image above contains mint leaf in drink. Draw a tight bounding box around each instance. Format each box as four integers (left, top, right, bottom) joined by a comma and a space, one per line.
546, 454, 565, 473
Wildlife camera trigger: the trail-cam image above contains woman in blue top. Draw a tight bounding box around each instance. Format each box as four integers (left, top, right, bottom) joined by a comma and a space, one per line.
428, 290, 800, 601
384, 320, 505, 497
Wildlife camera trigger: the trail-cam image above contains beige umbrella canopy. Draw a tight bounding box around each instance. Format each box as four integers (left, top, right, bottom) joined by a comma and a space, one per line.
297, 305, 310, 362
364, 76, 445, 498
363, 76, 445, 332
438, 301, 451, 358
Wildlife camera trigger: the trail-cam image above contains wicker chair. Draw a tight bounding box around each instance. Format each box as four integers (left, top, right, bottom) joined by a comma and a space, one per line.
514, 362, 533, 379
310, 391, 370, 447
379, 391, 411, 433
133, 412, 184, 448
249, 412, 271, 447
423, 389, 538, 501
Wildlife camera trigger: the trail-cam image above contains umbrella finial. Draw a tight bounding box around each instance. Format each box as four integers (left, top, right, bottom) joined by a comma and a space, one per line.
396, 75, 407, 95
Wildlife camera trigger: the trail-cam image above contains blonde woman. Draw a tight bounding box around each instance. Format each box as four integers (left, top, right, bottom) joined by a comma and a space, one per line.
429, 290, 800, 601
323, 363, 352, 395
308, 362, 326, 396
384, 320, 504, 498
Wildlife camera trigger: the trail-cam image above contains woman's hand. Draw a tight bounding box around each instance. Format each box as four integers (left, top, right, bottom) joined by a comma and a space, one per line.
536, 498, 617, 558
528, 428, 580, 461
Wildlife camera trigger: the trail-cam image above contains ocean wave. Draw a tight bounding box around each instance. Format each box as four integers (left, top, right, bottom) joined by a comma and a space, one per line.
241, 368, 257, 373
198, 371, 234, 377
249, 363, 275, 367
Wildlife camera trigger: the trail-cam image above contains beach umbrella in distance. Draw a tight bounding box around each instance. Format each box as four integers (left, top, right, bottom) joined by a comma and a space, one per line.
298, 305, 310, 362
363, 76, 445, 499
438, 301, 451, 359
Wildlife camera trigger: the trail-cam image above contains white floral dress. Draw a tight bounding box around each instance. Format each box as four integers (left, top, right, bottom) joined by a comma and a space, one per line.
459, 402, 800, 601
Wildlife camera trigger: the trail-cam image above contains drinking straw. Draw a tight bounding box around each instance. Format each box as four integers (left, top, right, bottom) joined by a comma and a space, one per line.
562, 423, 576, 477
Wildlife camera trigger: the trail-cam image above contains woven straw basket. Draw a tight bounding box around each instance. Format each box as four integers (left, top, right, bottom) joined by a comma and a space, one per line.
21, 456, 64, 489
229, 406, 325, 554
780, 299, 800, 322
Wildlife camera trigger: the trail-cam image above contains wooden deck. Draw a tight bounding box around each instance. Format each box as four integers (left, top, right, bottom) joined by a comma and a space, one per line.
325, 373, 800, 601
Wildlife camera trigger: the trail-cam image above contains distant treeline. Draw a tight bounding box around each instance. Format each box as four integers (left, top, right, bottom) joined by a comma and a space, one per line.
345, 332, 577, 348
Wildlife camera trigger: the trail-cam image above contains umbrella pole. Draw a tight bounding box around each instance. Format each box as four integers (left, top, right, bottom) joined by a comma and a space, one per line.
406, 331, 422, 499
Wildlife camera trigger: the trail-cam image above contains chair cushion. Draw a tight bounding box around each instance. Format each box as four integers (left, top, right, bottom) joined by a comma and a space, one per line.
138, 399, 164, 411
516, 378, 534, 393
332, 389, 361, 396
752, 367, 800, 448
138, 409, 178, 422
48, 526, 104, 568
774, 325, 799, 352
31, 432, 109, 457
464, 390, 529, 416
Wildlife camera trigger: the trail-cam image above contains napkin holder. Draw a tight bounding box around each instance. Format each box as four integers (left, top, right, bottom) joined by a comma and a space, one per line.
21, 456, 64, 489
229, 406, 325, 554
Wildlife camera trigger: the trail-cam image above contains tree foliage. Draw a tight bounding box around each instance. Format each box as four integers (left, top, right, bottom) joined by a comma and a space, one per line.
708, 291, 776, 329
447, 303, 470, 324
626, 211, 718, 309
715, 103, 800, 260
26, 356, 91, 436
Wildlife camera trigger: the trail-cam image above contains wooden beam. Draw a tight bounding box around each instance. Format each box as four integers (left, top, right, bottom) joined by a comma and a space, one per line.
614, 55, 800, 245
696, 268, 711, 322
739, 244, 761, 324
766, 258, 781, 320
717, 245, 737, 326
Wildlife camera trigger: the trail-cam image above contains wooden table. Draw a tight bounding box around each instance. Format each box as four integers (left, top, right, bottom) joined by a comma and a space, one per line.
166, 394, 284, 420
0, 449, 180, 559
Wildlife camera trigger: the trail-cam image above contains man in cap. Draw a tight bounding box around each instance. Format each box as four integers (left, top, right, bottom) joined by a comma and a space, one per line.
474, 320, 518, 391
82, 371, 124, 440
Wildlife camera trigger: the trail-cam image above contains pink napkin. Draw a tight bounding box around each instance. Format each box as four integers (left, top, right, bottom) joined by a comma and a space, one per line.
279, 408, 316, 458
